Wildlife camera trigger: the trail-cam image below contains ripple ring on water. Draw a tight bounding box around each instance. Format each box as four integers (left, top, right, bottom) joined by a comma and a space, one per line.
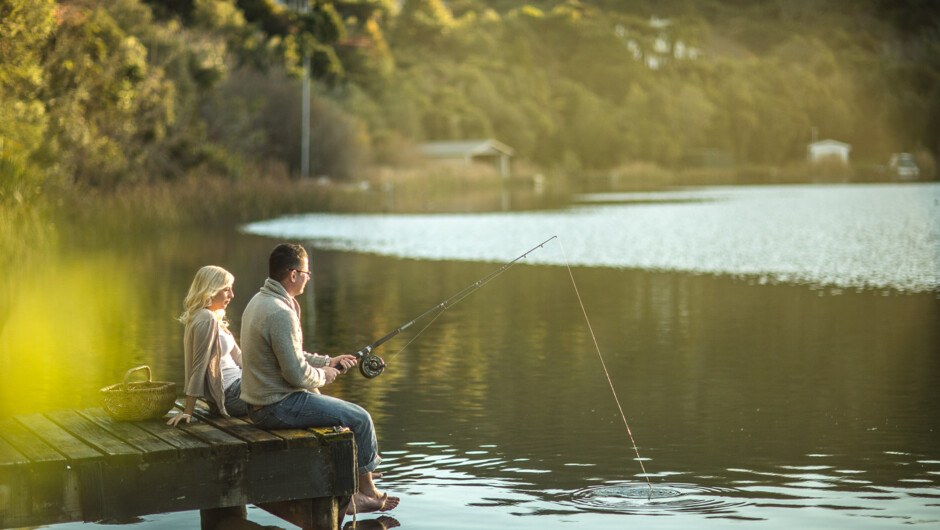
563, 482, 749, 515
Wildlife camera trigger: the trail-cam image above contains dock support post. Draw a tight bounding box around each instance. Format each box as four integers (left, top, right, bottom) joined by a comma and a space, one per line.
200, 504, 246, 530
257, 495, 350, 530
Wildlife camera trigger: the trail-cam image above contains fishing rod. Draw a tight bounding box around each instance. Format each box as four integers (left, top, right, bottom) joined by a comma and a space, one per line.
344, 235, 557, 378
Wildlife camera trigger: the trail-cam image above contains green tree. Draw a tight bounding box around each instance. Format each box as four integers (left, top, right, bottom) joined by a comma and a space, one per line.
392, 0, 454, 46
0, 0, 56, 201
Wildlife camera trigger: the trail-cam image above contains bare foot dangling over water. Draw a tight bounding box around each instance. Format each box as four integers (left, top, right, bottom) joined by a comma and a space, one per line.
347, 471, 400, 514
347, 492, 401, 514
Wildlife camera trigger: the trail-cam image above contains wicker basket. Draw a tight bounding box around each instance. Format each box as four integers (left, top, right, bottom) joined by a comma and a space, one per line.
101, 365, 177, 421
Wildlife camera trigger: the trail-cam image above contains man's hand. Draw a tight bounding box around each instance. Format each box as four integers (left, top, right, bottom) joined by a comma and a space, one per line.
322, 366, 340, 384
331, 354, 358, 373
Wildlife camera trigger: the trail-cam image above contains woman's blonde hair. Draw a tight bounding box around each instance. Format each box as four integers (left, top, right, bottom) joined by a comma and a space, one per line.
179, 265, 234, 329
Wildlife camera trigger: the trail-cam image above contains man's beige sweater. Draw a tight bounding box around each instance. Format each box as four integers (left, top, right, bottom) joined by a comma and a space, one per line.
239, 278, 330, 406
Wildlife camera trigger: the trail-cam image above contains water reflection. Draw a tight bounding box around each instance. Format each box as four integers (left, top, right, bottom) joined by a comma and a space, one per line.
344, 515, 401, 529
2, 184, 938, 529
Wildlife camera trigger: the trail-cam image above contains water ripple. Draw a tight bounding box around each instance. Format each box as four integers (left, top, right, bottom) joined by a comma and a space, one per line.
560, 482, 749, 515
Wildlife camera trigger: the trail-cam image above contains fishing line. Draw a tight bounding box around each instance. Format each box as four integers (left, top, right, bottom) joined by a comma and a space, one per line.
346, 236, 558, 377
556, 239, 653, 499
388, 307, 446, 359
387, 258, 520, 359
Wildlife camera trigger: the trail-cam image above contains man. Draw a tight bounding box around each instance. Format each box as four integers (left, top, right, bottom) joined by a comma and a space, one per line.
241, 243, 398, 513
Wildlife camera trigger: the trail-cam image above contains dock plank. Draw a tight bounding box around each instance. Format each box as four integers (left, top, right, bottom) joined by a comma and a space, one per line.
45, 410, 141, 460
270, 428, 328, 449
76, 408, 177, 459
15, 414, 102, 462
134, 418, 213, 456
177, 420, 247, 454
0, 419, 84, 527
0, 418, 66, 464
190, 410, 285, 450
0, 428, 30, 466
167, 402, 248, 452
0, 436, 30, 525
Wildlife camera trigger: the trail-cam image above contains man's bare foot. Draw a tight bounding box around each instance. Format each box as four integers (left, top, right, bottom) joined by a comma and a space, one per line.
348, 492, 387, 514
374, 515, 401, 528
381, 495, 400, 511
346, 492, 401, 514
343, 515, 401, 530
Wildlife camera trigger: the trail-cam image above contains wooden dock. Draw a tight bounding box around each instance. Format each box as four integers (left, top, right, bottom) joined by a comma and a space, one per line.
0, 403, 357, 529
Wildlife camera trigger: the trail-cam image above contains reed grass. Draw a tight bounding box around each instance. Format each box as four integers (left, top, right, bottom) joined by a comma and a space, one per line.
49, 160, 555, 247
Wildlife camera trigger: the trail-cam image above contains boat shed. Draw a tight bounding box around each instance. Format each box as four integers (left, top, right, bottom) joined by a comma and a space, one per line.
418, 139, 515, 177
807, 139, 851, 164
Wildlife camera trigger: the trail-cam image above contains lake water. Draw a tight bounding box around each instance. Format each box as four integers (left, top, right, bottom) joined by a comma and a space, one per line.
2, 183, 938, 529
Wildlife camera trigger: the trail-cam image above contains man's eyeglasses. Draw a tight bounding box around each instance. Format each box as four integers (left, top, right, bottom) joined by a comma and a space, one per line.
291, 268, 311, 279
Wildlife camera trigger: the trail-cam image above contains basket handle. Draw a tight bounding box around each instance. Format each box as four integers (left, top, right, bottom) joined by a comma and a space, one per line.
123, 365, 153, 390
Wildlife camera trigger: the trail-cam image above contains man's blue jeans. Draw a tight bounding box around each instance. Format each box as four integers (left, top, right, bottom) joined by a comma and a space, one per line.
248, 390, 381, 474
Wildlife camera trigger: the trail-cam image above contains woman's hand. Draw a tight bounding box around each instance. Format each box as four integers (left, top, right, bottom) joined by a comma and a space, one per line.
166, 412, 193, 427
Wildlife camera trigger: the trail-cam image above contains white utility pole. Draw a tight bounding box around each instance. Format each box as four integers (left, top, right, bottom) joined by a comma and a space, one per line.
288, 0, 312, 179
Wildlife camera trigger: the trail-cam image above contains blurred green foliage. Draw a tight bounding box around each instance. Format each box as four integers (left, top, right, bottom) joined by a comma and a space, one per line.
0, 0, 936, 193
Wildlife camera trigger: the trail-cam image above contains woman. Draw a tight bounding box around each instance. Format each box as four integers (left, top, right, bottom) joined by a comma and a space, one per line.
168, 265, 248, 426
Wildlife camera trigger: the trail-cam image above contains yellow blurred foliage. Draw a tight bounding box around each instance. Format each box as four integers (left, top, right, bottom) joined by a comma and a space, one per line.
0, 253, 142, 416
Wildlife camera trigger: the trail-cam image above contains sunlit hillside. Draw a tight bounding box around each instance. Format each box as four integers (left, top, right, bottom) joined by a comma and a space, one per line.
1, 0, 937, 195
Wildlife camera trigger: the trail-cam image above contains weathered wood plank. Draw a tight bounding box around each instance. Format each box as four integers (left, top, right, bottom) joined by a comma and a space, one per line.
15, 414, 102, 462
0, 419, 83, 528
43, 409, 198, 521
243, 445, 336, 503
14, 413, 115, 521
190, 410, 285, 450
134, 417, 213, 457
85, 412, 253, 518
0, 418, 67, 464
0, 436, 31, 526
155, 409, 251, 509
76, 408, 178, 460
0, 459, 82, 527
164, 402, 251, 470
325, 431, 357, 496
269, 428, 326, 449
45, 410, 141, 460
0, 429, 28, 465
177, 420, 247, 454
182, 404, 356, 505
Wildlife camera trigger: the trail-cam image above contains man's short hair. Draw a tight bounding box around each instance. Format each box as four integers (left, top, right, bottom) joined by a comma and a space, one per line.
269, 243, 308, 282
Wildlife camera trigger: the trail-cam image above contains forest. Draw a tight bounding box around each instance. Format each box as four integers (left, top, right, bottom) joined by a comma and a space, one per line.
1, 0, 938, 204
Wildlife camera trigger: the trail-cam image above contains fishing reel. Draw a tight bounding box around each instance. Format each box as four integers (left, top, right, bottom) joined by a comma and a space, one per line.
359, 354, 386, 378
352, 345, 386, 379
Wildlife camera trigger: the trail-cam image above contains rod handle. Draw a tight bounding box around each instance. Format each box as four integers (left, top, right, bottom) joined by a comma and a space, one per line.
336, 345, 373, 375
